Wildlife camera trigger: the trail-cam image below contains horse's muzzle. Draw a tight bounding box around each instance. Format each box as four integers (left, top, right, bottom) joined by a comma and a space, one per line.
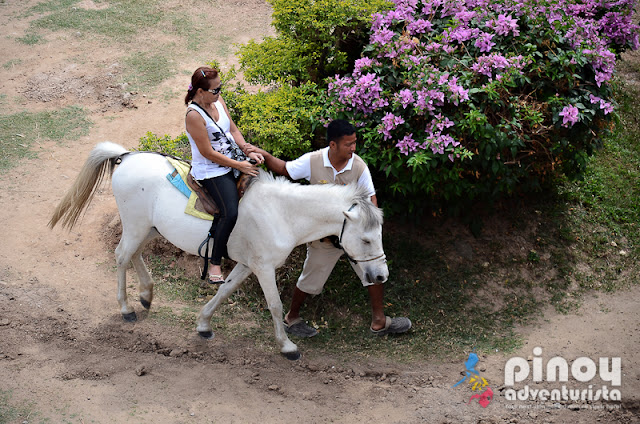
365, 263, 389, 285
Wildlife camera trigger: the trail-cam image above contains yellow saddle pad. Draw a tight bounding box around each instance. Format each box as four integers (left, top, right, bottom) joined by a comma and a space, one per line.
166, 157, 214, 221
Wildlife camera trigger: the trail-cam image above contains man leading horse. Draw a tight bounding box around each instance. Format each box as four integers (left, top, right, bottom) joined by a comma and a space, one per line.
247, 119, 411, 337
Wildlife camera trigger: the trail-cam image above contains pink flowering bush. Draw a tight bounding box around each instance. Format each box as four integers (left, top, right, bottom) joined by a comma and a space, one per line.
317, 0, 639, 213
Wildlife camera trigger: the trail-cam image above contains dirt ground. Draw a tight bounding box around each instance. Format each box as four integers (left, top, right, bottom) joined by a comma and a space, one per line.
1, 1, 639, 423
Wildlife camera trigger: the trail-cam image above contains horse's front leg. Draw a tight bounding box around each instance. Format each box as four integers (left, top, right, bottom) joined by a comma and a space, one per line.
196, 263, 253, 338
253, 267, 300, 360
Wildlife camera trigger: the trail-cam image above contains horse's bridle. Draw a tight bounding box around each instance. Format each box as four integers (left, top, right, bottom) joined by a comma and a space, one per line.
336, 204, 386, 265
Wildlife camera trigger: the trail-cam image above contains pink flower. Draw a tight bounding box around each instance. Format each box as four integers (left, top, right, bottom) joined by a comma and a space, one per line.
396, 133, 419, 155
474, 33, 496, 53
353, 58, 375, 76
379, 113, 406, 140
448, 77, 469, 105
590, 94, 614, 114
370, 28, 395, 46
489, 14, 520, 37
407, 19, 433, 35
559, 105, 580, 127
396, 89, 415, 108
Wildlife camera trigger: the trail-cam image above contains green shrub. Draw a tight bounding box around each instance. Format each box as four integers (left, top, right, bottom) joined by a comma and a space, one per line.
138, 132, 190, 159
239, 37, 312, 86
234, 82, 320, 159
230, 0, 392, 166
238, 0, 392, 84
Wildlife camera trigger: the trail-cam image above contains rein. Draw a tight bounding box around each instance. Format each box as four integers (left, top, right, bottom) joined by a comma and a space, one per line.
337, 204, 386, 265
114, 150, 188, 165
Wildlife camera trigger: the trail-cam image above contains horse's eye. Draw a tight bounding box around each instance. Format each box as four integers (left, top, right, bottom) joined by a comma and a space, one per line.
362, 238, 371, 244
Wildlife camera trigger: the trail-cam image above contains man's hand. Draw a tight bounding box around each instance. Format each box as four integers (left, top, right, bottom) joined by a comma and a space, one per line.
248, 151, 264, 165
244, 145, 289, 178
245, 144, 260, 155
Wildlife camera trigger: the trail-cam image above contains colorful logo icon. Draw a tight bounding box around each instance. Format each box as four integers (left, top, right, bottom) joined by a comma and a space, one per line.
453, 351, 493, 408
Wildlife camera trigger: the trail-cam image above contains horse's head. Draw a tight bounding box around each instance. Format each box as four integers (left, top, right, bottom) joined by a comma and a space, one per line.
339, 202, 389, 284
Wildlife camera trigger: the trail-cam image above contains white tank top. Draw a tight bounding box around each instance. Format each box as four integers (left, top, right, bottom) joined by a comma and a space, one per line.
186, 101, 235, 180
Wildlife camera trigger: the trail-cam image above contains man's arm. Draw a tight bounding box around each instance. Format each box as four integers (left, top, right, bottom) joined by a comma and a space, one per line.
245, 145, 290, 178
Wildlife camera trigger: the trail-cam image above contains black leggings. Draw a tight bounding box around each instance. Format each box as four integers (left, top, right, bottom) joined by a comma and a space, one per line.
199, 172, 239, 266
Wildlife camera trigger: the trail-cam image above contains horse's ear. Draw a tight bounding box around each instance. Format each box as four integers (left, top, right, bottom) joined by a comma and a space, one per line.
343, 209, 357, 221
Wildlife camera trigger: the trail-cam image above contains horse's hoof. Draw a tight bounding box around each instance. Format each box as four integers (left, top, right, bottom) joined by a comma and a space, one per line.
198, 330, 214, 340
122, 312, 137, 322
140, 298, 151, 310
281, 350, 301, 361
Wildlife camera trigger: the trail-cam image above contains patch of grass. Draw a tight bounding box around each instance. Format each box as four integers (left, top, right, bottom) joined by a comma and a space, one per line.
25, 0, 180, 92
166, 13, 207, 51
0, 389, 43, 424
0, 106, 92, 171
25, 0, 212, 51
2, 59, 23, 70
16, 33, 44, 45
143, 252, 277, 348
287, 235, 534, 360
150, 305, 198, 329
27, 0, 163, 42
121, 52, 175, 92
146, 254, 202, 303
23, 0, 239, 95
555, 80, 640, 293
52, 403, 87, 424
216, 35, 233, 57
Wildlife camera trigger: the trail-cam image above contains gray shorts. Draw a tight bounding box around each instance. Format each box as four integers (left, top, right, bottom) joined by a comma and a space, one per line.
296, 239, 376, 295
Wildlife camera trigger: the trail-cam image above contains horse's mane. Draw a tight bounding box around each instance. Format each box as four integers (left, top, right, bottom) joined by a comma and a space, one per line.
247, 170, 383, 229
350, 183, 384, 229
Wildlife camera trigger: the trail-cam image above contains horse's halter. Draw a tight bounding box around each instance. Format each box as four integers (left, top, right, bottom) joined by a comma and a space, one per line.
337, 204, 386, 265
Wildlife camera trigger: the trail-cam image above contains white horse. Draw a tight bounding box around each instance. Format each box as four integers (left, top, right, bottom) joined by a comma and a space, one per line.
49, 142, 388, 360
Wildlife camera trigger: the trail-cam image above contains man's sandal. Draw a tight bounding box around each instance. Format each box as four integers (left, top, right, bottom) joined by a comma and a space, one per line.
284, 317, 318, 338
208, 274, 225, 285
370, 316, 412, 336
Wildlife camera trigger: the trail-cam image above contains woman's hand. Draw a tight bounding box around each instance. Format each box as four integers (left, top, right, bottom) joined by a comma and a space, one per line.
235, 160, 259, 177
248, 151, 264, 165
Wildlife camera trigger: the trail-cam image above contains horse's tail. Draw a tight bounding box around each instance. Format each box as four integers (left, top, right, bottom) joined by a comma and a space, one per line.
48, 142, 129, 230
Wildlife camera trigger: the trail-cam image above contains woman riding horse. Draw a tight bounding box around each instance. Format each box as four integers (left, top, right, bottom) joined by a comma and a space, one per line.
184, 66, 264, 285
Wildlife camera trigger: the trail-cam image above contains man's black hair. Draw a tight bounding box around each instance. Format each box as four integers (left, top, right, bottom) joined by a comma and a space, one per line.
327, 119, 356, 144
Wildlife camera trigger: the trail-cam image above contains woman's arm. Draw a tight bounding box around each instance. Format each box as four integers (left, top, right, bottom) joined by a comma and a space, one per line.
218, 97, 264, 164
186, 110, 258, 176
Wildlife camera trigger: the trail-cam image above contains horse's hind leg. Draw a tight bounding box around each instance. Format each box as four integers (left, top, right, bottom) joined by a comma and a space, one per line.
115, 225, 155, 322
131, 228, 160, 310
196, 263, 252, 338
253, 267, 300, 360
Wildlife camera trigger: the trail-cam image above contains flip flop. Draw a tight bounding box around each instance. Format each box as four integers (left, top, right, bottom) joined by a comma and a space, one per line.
208, 274, 225, 285
370, 316, 412, 336
284, 317, 318, 338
